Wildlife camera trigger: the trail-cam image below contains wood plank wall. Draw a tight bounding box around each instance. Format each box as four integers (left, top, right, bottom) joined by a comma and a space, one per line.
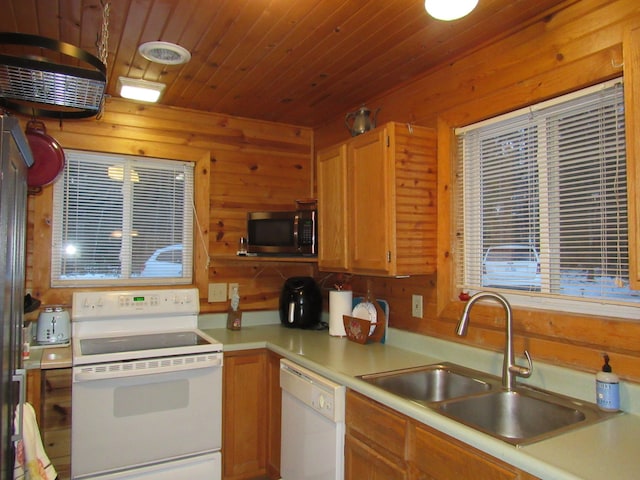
314, 0, 640, 382
24, 98, 315, 317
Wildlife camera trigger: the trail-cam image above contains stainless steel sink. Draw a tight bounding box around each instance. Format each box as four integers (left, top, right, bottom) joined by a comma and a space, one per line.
436, 387, 615, 445
360, 362, 621, 445
359, 362, 492, 404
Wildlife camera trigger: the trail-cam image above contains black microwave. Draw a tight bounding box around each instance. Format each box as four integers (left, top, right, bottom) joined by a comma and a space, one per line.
247, 210, 317, 256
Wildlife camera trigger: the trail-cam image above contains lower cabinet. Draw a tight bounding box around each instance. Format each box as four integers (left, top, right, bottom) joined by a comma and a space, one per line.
346, 390, 538, 480
41, 368, 72, 480
222, 349, 281, 480
266, 351, 282, 478
345, 434, 408, 480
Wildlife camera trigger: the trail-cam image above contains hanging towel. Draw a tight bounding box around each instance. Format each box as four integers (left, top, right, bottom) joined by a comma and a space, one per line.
13, 402, 57, 480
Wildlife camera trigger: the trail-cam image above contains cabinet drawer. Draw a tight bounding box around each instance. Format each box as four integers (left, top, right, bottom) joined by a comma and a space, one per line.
346, 390, 408, 460
410, 423, 518, 480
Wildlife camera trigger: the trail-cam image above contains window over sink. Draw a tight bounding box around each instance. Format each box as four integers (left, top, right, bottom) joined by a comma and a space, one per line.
51, 150, 194, 287
455, 78, 640, 319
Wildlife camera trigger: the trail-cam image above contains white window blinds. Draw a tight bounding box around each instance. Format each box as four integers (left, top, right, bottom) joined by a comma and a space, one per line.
51, 150, 194, 287
455, 79, 640, 311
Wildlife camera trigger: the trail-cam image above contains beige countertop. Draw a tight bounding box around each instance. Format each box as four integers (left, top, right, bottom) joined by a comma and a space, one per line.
25, 311, 639, 479
200, 316, 640, 480
23, 344, 72, 370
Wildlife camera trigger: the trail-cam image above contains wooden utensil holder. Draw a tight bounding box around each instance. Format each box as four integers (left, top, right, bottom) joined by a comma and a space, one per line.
343, 310, 386, 344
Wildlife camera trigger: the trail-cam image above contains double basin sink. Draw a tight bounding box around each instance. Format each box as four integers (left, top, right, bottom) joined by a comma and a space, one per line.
359, 362, 620, 446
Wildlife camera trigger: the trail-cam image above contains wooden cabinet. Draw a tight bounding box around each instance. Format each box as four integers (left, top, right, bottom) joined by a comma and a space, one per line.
409, 423, 519, 480
345, 390, 538, 480
223, 350, 268, 479
346, 389, 408, 479
266, 351, 282, 479
222, 349, 281, 480
623, 23, 640, 290
41, 368, 72, 480
317, 122, 437, 276
345, 434, 408, 480
317, 144, 349, 272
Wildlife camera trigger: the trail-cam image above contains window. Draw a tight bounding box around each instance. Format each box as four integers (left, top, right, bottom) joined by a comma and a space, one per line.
52, 150, 194, 287
455, 79, 640, 318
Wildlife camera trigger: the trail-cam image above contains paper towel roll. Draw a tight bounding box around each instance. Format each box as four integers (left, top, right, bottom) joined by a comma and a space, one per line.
329, 290, 352, 336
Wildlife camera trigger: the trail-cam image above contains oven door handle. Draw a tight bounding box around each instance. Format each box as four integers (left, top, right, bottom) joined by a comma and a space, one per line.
73, 354, 223, 382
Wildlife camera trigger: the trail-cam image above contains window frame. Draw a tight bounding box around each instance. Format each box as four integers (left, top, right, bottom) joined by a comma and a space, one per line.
51, 149, 195, 287
454, 78, 640, 320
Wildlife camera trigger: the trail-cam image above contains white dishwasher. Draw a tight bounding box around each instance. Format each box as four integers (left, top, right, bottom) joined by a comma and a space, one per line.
280, 359, 346, 480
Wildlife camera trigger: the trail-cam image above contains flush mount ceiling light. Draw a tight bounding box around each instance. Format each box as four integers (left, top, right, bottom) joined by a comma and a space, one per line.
424, 0, 478, 21
117, 76, 165, 103
138, 41, 191, 65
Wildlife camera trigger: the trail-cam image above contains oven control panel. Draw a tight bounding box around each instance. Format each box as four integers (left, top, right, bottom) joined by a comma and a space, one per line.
72, 288, 200, 319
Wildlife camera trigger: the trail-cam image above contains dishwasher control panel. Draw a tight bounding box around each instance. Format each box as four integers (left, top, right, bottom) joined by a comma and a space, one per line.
280, 359, 346, 422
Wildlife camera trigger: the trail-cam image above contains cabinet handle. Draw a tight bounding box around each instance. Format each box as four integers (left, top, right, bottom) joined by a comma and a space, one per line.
11, 369, 26, 442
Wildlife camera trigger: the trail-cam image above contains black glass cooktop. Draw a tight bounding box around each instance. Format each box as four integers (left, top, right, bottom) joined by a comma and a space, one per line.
80, 331, 212, 356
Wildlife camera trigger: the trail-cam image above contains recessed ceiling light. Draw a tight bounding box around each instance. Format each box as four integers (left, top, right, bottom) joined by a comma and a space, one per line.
138, 41, 191, 65
117, 77, 166, 103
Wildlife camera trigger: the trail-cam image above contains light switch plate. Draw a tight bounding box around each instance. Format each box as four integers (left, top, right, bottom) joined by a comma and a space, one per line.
208, 283, 227, 302
412, 294, 423, 318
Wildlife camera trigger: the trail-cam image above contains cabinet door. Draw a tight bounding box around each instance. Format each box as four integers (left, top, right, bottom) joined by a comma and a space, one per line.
266, 351, 282, 479
223, 350, 268, 479
345, 434, 407, 480
41, 368, 72, 480
623, 24, 640, 289
348, 129, 392, 275
317, 144, 349, 271
409, 423, 518, 480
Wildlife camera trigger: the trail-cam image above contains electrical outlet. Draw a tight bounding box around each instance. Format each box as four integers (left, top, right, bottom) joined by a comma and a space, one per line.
208, 283, 227, 302
228, 283, 239, 299
412, 294, 423, 318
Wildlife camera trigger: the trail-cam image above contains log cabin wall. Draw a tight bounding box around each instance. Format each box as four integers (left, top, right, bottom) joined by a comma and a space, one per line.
25, 97, 314, 315
314, 0, 640, 382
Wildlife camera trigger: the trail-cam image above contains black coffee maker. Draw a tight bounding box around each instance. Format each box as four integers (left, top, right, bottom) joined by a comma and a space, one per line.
279, 277, 322, 329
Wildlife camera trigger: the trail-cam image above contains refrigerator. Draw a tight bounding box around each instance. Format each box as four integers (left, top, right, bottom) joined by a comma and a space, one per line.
0, 113, 34, 480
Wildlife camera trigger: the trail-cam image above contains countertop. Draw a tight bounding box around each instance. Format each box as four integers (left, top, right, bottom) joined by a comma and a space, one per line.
26, 312, 639, 479
199, 314, 640, 480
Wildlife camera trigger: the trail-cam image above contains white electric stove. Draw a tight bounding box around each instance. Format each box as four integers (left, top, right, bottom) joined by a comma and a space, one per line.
71, 288, 223, 480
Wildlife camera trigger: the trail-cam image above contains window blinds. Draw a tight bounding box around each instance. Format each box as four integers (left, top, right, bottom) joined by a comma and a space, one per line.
51, 150, 194, 287
455, 79, 640, 305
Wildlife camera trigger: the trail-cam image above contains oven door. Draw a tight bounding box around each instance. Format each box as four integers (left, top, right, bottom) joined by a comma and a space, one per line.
71, 353, 222, 479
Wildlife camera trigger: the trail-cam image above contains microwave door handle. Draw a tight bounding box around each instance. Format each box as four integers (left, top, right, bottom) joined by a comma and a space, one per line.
293, 214, 299, 249
288, 301, 296, 324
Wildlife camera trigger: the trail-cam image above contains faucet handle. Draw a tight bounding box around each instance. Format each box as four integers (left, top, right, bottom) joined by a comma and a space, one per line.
509, 350, 533, 379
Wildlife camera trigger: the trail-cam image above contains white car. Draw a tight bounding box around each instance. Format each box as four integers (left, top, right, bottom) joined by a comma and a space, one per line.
141, 244, 183, 277
482, 244, 541, 290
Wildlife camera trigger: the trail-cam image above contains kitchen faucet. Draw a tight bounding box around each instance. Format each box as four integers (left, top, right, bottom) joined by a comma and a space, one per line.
456, 292, 532, 391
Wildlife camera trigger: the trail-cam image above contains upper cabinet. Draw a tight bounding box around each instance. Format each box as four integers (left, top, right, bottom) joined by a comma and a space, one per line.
624, 23, 640, 290
317, 122, 437, 277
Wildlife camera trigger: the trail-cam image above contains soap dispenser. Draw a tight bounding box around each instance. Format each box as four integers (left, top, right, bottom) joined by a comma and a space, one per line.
596, 353, 620, 411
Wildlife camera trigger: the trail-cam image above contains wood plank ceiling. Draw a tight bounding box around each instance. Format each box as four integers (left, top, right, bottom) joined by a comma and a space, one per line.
0, 0, 575, 128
